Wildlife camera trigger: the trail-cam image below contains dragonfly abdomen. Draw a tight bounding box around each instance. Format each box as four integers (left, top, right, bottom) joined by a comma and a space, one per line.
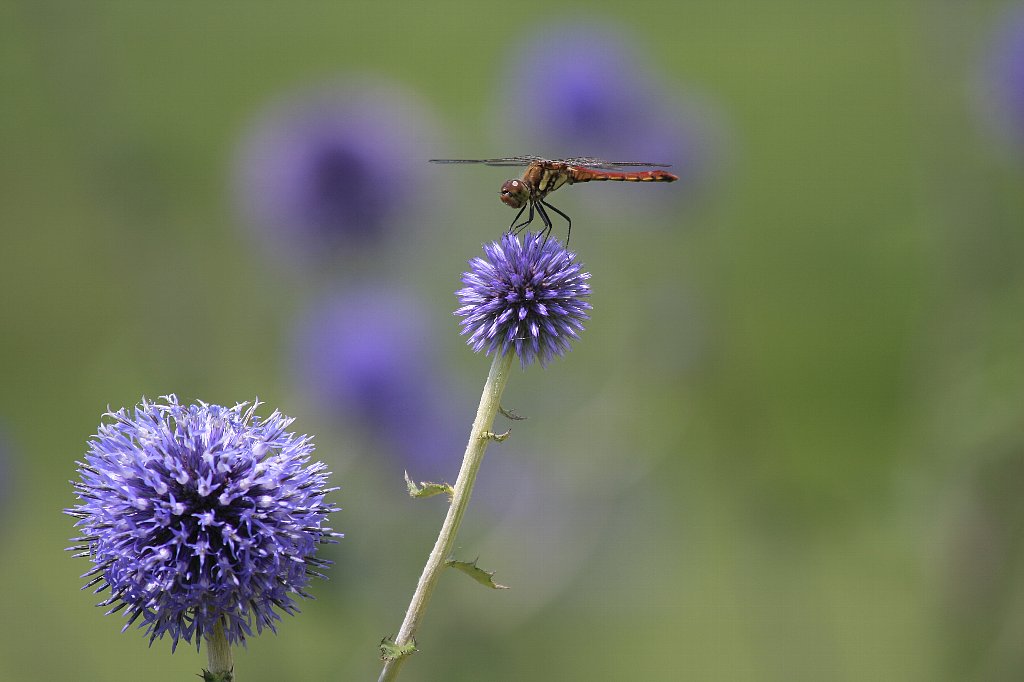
569, 168, 678, 184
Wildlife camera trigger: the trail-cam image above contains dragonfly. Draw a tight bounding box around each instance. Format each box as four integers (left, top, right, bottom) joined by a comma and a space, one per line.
429, 156, 678, 242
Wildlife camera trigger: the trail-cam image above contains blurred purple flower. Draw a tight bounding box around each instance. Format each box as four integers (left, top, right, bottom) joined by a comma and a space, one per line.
455, 232, 591, 367
234, 81, 437, 260
0, 426, 10, 510
293, 288, 434, 428
983, 6, 1024, 148
66, 396, 341, 650
292, 288, 463, 477
494, 22, 714, 190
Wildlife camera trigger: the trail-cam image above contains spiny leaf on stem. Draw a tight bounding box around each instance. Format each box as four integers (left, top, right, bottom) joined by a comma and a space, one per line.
499, 405, 527, 421
446, 557, 509, 590
380, 636, 418, 661
404, 471, 454, 499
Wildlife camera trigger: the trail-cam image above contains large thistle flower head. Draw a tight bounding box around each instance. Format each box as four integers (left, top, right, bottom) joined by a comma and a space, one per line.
66, 395, 341, 650
455, 233, 592, 367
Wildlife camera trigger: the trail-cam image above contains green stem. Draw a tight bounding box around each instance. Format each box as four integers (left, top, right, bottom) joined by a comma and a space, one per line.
378, 351, 515, 682
204, 620, 234, 682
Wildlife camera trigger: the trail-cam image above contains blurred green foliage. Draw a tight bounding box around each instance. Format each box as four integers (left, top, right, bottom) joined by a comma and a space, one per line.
2, 1, 1023, 680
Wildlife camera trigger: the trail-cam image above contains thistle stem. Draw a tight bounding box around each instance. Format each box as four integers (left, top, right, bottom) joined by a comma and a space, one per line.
378, 351, 515, 682
205, 620, 234, 682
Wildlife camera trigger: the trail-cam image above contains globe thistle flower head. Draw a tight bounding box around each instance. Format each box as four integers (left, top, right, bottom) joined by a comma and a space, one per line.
0, 424, 12, 514
234, 81, 436, 261
66, 395, 341, 651
455, 233, 591, 367
982, 6, 1024, 150
293, 288, 435, 428
291, 287, 462, 475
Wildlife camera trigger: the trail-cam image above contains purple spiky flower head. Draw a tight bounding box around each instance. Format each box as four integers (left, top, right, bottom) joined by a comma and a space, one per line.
233, 81, 437, 261
455, 233, 592, 367
293, 287, 436, 431
65, 395, 341, 651
291, 287, 465, 476
982, 5, 1024, 150
0, 424, 12, 513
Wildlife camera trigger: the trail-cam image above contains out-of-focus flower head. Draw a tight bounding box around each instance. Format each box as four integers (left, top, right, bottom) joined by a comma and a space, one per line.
234, 80, 437, 261
292, 287, 462, 476
982, 6, 1024, 150
455, 233, 591, 367
494, 21, 715, 192
293, 288, 435, 430
66, 395, 341, 650
0, 425, 11, 511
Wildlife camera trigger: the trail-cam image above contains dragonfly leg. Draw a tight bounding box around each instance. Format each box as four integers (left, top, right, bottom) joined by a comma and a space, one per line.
510, 202, 535, 235
507, 203, 529, 234
533, 201, 554, 243
540, 200, 572, 245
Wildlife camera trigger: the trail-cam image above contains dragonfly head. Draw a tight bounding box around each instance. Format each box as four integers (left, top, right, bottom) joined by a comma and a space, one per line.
500, 179, 529, 209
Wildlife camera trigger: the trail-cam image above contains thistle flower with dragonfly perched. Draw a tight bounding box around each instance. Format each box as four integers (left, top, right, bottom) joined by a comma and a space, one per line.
377, 231, 592, 681
377, 148, 677, 680
429, 155, 678, 241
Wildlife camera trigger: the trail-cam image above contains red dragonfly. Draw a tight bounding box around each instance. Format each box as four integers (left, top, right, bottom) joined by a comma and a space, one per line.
429, 156, 678, 242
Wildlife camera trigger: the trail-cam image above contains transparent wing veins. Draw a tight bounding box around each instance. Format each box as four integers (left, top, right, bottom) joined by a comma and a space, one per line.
428, 156, 543, 167
557, 157, 673, 169
429, 156, 672, 169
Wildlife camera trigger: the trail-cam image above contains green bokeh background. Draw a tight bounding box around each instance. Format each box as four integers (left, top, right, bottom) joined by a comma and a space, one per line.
3, 1, 1024, 680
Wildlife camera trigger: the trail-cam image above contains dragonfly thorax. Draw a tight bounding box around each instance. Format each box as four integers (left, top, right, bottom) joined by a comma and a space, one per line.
500, 179, 530, 209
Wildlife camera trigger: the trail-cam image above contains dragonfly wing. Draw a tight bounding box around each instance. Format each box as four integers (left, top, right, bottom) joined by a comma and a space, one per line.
558, 157, 673, 169
429, 156, 543, 167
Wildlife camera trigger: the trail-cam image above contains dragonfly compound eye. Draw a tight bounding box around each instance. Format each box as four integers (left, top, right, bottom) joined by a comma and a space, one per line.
499, 179, 528, 209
